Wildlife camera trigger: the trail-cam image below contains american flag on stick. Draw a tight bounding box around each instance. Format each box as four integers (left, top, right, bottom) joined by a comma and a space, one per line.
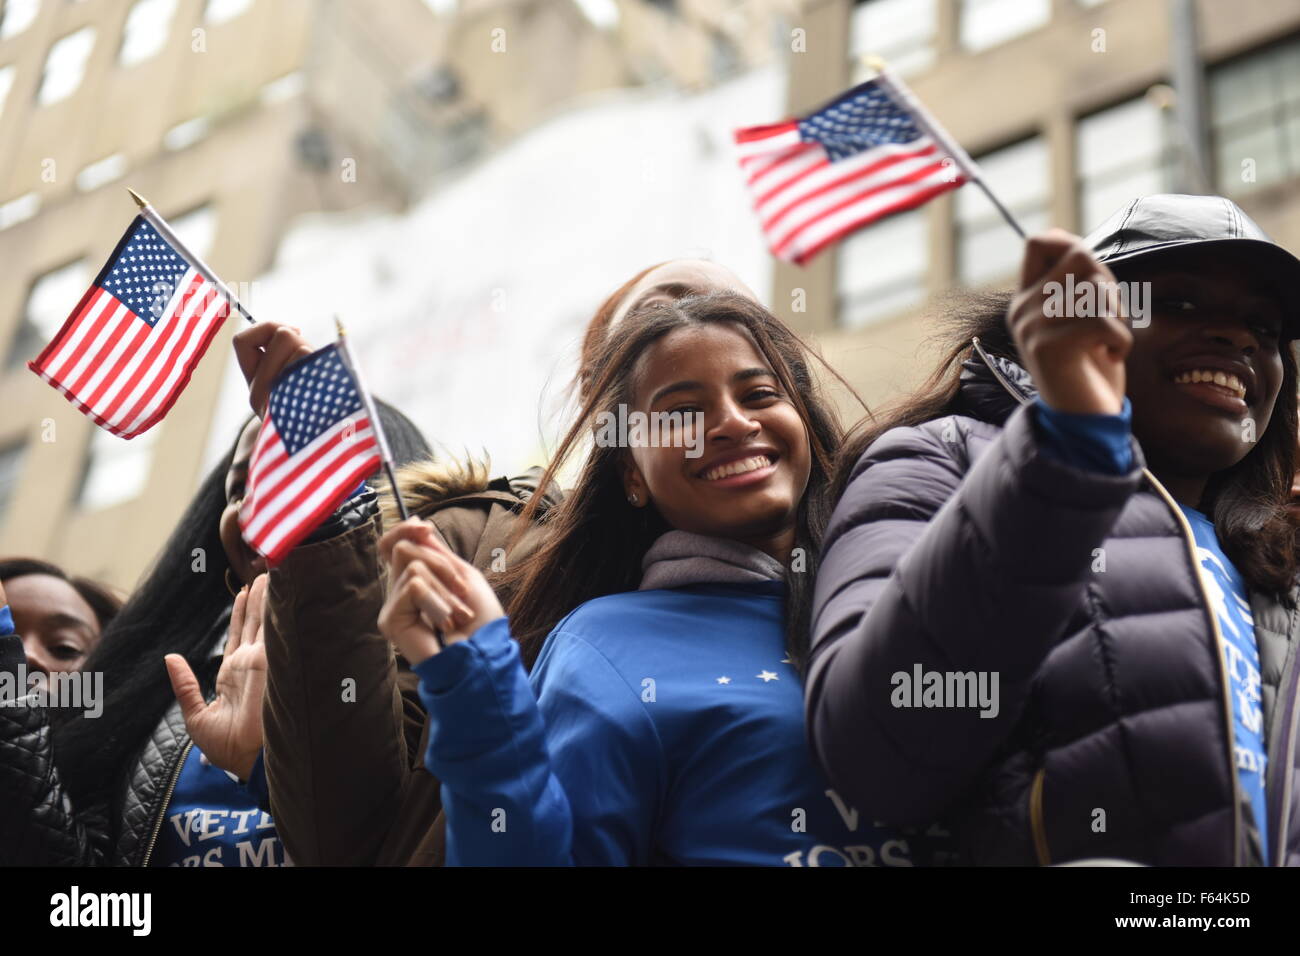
27, 214, 232, 438
734, 64, 1023, 265
238, 342, 381, 566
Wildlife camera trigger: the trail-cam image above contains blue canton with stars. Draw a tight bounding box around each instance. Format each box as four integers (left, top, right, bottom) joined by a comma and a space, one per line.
104, 218, 190, 327
797, 80, 924, 162
268, 345, 364, 457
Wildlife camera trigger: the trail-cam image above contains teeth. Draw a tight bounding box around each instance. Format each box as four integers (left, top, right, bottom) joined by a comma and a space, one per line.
1173, 369, 1246, 399
702, 455, 772, 481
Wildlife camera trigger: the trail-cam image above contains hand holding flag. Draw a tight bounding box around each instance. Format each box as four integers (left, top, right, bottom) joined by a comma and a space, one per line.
237, 340, 382, 566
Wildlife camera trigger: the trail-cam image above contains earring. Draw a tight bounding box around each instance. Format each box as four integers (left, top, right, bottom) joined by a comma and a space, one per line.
628, 493, 639, 506
224, 567, 241, 599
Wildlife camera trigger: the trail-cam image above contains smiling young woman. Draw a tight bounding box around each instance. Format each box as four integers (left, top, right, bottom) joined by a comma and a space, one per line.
807, 194, 1300, 867
374, 293, 951, 866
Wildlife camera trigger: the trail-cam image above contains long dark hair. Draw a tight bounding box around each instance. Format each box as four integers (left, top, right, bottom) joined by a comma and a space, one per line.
836, 288, 1300, 600
51, 400, 431, 814
503, 293, 847, 670
0, 558, 122, 633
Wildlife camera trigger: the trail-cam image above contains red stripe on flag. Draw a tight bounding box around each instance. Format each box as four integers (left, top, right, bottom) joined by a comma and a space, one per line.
97, 273, 207, 425
785, 176, 967, 266
255, 455, 379, 567
117, 283, 228, 437
243, 420, 377, 536
771, 159, 954, 259
38, 290, 118, 383
758, 143, 939, 231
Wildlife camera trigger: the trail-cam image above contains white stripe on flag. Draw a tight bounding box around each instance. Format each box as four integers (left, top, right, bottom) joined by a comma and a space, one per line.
765, 151, 945, 248
85, 269, 197, 419
121, 279, 227, 434
43, 289, 117, 381
754, 137, 937, 222
54, 301, 131, 391
779, 165, 959, 262
242, 415, 376, 541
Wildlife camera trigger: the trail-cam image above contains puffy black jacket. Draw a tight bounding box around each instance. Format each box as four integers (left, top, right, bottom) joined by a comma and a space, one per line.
808, 343, 1300, 866
0, 618, 226, 866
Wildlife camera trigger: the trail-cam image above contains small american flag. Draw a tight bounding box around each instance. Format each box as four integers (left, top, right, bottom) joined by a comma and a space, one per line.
735, 77, 969, 265
28, 216, 230, 438
239, 343, 380, 566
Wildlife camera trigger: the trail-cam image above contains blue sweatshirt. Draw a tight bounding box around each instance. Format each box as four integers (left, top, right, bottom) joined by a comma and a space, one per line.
414, 581, 950, 866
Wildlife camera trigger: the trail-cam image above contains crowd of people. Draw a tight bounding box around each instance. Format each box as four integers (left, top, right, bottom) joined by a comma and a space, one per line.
2, 192, 1299, 867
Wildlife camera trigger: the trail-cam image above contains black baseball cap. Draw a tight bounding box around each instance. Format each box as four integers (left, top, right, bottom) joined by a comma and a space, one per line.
1083, 193, 1300, 337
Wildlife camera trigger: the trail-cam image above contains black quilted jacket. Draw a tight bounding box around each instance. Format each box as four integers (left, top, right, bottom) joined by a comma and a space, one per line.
0, 617, 225, 866
807, 344, 1300, 866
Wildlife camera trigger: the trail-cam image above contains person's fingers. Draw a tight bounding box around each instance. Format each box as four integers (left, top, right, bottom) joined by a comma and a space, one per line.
232, 323, 280, 384
1018, 228, 1080, 291
395, 560, 471, 621
379, 517, 437, 564
406, 575, 456, 632
388, 538, 462, 593
226, 585, 248, 658
165, 654, 207, 727
246, 326, 314, 416
243, 574, 267, 647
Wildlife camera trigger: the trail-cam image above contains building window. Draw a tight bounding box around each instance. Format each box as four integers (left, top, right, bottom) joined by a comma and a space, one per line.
1077, 96, 1177, 233
163, 115, 211, 151
837, 207, 929, 328
0, 65, 15, 119
1210, 37, 1300, 198
205, 0, 253, 23
0, 191, 40, 230
119, 0, 177, 66
77, 425, 159, 511
959, 0, 1051, 53
37, 27, 95, 105
76, 153, 127, 192
6, 259, 89, 369
0, 441, 27, 527
956, 136, 1049, 285
0, 0, 40, 40
169, 204, 217, 258
573, 0, 618, 29
849, 0, 937, 83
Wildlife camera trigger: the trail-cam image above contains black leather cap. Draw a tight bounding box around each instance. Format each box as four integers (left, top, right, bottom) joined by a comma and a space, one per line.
1083, 193, 1300, 334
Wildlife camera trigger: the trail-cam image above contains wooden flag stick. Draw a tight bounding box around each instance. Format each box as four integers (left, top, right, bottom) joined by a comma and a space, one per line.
333, 316, 410, 521
334, 317, 446, 649
863, 57, 1027, 240
127, 187, 257, 324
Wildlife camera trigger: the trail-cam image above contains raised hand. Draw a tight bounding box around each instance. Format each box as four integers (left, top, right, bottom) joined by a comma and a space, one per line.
378, 518, 505, 666
165, 574, 268, 781
1007, 228, 1132, 416
232, 322, 314, 418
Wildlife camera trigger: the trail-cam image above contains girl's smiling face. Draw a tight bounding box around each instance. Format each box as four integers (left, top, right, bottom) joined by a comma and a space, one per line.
1124, 256, 1287, 482
620, 323, 812, 561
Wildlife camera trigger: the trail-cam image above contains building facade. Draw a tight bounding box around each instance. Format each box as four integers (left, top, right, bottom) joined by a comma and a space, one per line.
770, 0, 1300, 422
0, 0, 790, 587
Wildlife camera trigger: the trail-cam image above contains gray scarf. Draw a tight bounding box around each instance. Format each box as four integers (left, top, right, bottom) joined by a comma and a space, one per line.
638, 530, 785, 591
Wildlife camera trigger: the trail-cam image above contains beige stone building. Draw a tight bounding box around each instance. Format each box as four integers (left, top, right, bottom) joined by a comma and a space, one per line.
0, 0, 789, 588
6, 0, 1296, 591
770, 0, 1300, 423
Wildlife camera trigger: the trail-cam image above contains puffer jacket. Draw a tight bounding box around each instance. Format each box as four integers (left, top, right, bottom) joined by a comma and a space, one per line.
807, 342, 1300, 866
262, 464, 562, 866
0, 616, 230, 866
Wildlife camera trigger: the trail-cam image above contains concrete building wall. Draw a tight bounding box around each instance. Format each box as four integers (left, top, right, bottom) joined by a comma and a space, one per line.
770, 0, 1300, 425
